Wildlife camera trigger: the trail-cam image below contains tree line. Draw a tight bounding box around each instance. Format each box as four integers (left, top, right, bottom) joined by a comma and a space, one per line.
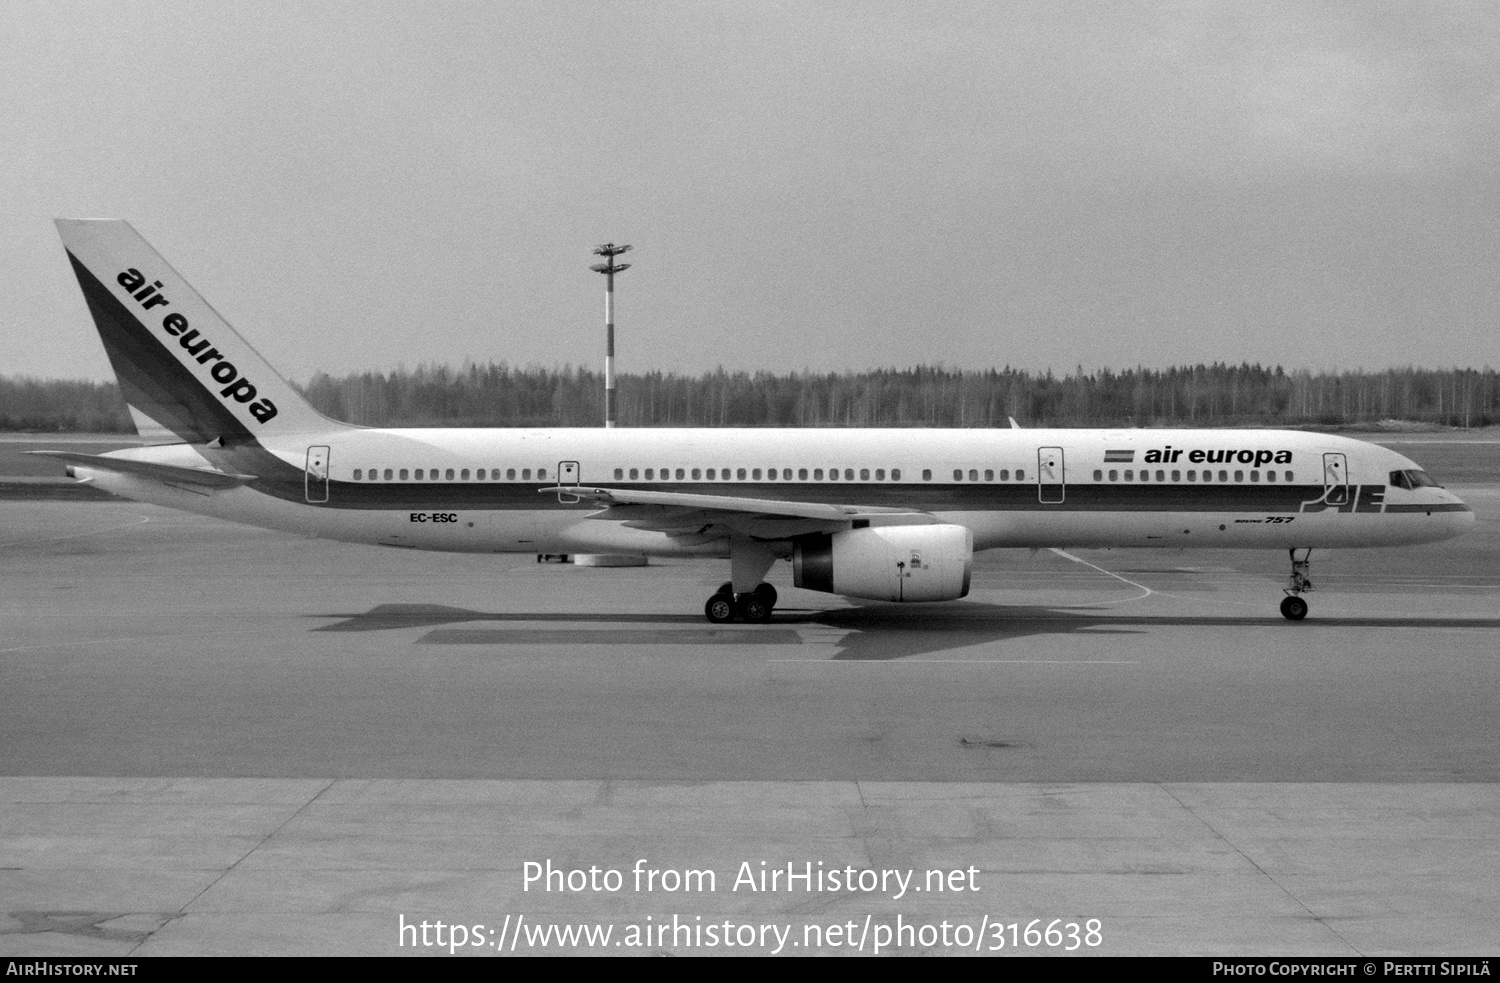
3, 363, 1496, 432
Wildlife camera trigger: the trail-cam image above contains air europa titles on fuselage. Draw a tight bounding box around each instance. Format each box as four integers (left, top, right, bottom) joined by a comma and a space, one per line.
1144, 445, 1293, 467
115, 268, 278, 423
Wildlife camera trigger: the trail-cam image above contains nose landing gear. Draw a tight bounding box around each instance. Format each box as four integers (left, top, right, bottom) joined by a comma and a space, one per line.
1280, 548, 1312, 620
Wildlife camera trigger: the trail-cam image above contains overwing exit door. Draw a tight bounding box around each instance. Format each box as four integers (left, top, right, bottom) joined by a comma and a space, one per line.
557, 460, 580, 503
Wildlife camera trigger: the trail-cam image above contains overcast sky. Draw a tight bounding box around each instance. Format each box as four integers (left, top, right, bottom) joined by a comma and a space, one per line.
3, 1, 1498, 382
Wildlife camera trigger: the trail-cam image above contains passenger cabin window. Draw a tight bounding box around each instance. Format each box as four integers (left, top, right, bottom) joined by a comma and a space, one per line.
1015, 469, 1024, 480
461, 469, 470, 480
738, 468, 748, 480
1234, 470, 1244, 482
1094, 469, 1103, 481
354, 469, 363, 480
1250, 470, 1259, 482
1108, 470, 1118, 481
691, 468, 701, 480
1171, 470, 1180, 481
614, 468, 623, 480
507, 468, 516, 480
1218, 470, 1227, 482
892, 469, 902, 480
1267, 470, 1276, 482
1187, 470, 1196, 481
384, 469, 393, 480
629, 468, 639, 480
522, 469, 531, 480
999, 469, 1009, 480
860, 469, 870, 481
538, 468, 547, 479
752, 468, 761, 480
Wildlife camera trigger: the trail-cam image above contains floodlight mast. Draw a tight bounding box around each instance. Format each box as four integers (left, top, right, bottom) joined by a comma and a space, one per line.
590, 243, 631, 429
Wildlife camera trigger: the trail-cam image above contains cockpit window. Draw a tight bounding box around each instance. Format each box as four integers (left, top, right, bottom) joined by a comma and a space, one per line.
1389, 469, 1441, 490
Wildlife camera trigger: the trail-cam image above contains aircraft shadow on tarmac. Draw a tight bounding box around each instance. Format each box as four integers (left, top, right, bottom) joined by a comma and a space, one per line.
309, 602, 1500, 662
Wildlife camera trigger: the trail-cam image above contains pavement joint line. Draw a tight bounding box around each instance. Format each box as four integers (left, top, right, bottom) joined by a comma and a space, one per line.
0, 625, 291, 655
154, 779, 338, 956
766, 659, 1140, 664
1157, 783, 1364, 957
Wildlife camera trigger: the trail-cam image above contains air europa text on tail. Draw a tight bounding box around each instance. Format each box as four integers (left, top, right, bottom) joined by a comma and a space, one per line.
116, 267, 278, 423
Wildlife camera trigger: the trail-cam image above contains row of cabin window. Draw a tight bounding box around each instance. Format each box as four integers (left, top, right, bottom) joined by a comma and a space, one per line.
1093, 468, 1295, 484
351, 467, 549, 482
613, 466, 906, 482
606, 467, 1034, 482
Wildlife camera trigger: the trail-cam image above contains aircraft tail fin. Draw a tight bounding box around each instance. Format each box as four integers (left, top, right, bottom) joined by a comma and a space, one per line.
55, 219, 339, 443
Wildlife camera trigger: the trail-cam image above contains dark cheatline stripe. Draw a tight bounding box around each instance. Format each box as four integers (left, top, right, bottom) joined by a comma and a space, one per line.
272, 475, 1345, 514
67, 251, 250, 443
1384, 503, 1471, 513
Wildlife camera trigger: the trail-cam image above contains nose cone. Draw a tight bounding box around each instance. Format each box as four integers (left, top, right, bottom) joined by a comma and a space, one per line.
1438, 490, 1475, 541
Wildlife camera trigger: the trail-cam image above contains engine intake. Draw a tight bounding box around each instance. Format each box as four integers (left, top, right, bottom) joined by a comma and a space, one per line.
793, 524, 972, 602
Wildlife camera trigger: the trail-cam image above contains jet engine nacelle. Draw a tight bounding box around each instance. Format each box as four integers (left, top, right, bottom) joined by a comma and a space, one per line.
793, 524, 972, 602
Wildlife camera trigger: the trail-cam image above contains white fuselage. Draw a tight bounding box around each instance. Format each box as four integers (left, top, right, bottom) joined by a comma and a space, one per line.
85, 427, 1473, 557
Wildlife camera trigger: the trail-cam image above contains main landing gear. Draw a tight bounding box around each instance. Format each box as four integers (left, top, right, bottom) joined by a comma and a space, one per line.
1280, 548, 1312, 621
705, 582, 777, 624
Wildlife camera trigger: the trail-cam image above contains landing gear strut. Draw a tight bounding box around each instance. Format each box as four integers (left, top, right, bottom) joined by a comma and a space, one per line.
1280, 548, 1312, 620
705, 582, 777, 624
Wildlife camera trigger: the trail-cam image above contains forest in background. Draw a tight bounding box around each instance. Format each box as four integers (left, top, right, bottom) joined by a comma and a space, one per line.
2, 363, 1496, 432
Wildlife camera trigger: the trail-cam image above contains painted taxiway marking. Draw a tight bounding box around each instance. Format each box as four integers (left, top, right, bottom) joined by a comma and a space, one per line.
1048, 549, 1155, 602
0, 512, 152, 548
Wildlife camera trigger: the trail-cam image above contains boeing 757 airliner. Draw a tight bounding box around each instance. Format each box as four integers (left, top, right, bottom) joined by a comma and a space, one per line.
35, 220, 1474, 622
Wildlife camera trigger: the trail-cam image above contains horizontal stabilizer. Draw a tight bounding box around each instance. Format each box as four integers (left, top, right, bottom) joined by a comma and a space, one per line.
26, 451, 257, 489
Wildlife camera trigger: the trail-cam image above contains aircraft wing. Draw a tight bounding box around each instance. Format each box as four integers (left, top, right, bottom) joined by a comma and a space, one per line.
540, 485, 938, 538
26, 451, 257, 490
